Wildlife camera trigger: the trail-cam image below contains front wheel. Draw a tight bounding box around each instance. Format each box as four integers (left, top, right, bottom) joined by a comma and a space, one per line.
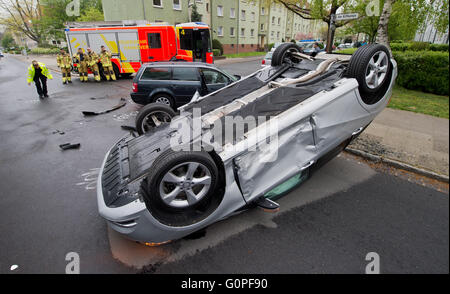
142, 151, 222, 227
135, 103, 176, 135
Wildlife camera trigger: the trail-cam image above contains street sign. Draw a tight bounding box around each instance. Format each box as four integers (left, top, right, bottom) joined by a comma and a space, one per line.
336, 13, 359, 21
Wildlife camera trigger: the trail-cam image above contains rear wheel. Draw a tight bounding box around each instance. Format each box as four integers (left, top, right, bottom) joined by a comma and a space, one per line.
152, 93, 175, 109
135, 103, 176, 135
347, 44, 393, 105
271, 43, 303, 66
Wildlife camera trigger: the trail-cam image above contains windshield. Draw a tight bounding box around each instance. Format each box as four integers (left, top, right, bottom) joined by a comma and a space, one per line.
179, 28, 212, 52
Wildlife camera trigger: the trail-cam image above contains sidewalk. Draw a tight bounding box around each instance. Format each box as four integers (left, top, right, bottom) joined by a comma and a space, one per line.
349, 108, 449, 177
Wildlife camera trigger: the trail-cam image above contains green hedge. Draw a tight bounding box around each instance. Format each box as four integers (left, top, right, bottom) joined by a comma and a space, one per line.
393, 50, 449, 95
390, 42, 449, 52
212, 49, 221, 56
30, 47, 61, 55
212, 39, 223, 56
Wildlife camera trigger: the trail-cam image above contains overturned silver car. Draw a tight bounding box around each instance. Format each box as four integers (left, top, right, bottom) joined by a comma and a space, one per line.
97, 44, 397, 244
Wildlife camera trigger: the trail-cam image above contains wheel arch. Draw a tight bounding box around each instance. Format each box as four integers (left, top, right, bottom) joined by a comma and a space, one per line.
149, 89, 175, 101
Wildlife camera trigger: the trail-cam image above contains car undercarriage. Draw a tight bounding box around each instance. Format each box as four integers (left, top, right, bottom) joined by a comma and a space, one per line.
97, 43, 398, 244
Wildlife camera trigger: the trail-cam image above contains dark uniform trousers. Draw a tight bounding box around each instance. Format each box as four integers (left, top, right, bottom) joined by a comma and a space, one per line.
34, 74, 48, 96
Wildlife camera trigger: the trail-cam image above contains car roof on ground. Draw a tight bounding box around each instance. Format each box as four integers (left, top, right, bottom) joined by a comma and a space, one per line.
142, 62, 218, 68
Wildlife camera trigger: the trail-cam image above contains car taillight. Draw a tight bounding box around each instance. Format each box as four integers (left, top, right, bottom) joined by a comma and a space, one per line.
132, 83, 138, 93
262, 59, 266, 65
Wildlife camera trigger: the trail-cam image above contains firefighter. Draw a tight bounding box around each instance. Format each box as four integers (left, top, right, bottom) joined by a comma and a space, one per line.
27, 60, 53, 99
87, 47, 101, 82
57, 49, 72, 84
99, 45, 116, 81
74, 48, 88, 82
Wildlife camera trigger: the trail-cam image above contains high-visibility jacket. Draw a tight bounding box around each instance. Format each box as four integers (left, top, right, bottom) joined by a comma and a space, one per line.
87, 52, 100, 67
57, 53, 72, 68
27, 62, 53, 83
99, 51, 112, 67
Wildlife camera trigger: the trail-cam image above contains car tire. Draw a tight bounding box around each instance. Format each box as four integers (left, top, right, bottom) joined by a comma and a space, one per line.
271, 43, 303, 66
135, 103, 177, 135
112, 63, 120, 79
347, 44, 393, 105
152, 93, 175, 109
142, 150, 221, 226
121, 73, 133, 79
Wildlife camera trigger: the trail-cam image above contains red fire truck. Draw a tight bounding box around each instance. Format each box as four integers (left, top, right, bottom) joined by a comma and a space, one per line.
65, 21, 213, 77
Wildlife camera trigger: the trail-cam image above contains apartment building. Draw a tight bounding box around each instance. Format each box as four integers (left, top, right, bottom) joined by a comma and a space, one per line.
101, 0, 322, 54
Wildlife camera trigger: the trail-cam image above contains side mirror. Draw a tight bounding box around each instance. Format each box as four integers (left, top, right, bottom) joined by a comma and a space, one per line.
234, 75, 242, 81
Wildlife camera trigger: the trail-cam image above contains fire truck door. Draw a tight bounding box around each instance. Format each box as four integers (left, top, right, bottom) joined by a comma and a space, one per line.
145, 30, 167, 62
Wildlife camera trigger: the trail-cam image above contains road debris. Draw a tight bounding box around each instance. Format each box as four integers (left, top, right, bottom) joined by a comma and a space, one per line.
121, 125, 137, 132
82, 98, 127, 116
10, 265, 19, 271
59, 143, 81, 151
52, 130, 66, 135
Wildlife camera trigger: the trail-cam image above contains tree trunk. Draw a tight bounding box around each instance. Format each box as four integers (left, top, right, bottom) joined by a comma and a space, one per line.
376, 0, 395, 55
326, 22, 336, 53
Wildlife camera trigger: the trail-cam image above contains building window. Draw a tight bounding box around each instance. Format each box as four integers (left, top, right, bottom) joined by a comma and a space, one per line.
278, 18, 281, 25
230, 8, 236, 18
260, 24, 264, 31
277, 32, 280, 38
271, 31, 274, 37
251, 12, 255, 22
206, 3, 209, 12
173, 0, 181, 10
241, 28, 245, 37
153, 0, 162, 8
241, 10, 246, 20
261, 7, 265, 15
217, 5, 223, 16
272, 16, 275, 24
231, 44, 234, 48
250, 29, 255, 37
217, 26, 224, 36
230, 27, 235, 36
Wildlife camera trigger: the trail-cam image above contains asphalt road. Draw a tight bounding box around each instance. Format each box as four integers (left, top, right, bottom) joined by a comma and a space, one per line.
0, 56, 448, 274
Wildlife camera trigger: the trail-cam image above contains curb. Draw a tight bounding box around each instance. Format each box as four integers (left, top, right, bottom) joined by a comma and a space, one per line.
345, 147, 449, 183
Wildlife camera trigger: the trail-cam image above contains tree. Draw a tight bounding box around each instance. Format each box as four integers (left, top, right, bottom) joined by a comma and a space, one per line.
1, 32, 17, 48
376, 0, 395, 51
0, 0, 45, 45
277, 0, 357, 53
40, 0, 103, 40
190, 3, 202, 22
0, 0, 104, 45
74, 5, 104, 22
